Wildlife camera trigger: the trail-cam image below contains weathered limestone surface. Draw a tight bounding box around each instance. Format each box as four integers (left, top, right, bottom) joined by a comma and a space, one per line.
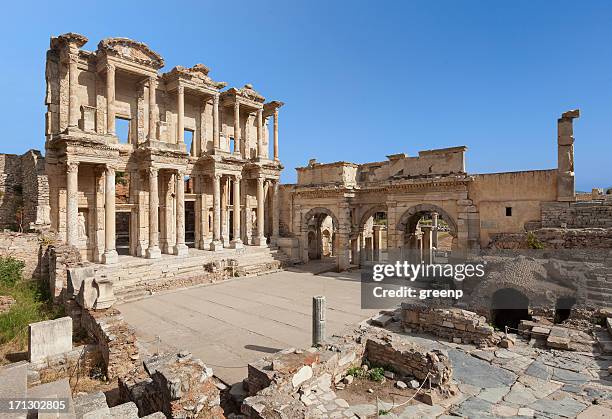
28, 316, 73, 363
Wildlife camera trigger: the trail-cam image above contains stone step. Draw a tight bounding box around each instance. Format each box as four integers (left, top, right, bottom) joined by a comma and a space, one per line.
0, 361, 27, 418
73, 391, 108, 418
28, 378, 75, 418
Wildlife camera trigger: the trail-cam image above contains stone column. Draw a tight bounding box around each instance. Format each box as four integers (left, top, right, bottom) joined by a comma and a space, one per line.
233, 100, 240, 154
177, 85, 185, 147
557, 109, 579, 202
173, 170, 188, 256
431, 212, 439, 249
220, 177, 228, 246
231, 175, 243, 249
197, 175, 209, 249
372, 225, 382, 262
273, 108, 279, 161
66, 162, 79, 246
106, 63, 115, 135
213, 94, 220, 149
210, 174, 223, 251
257, 108, 264, 159
68, 53, 79, 128
148, 76, 157, 141
421, 226, 433, 264
146, 168, 161, 259
271, 180, 280, 246
101, 166, 118, 264
254, 177, 266, 246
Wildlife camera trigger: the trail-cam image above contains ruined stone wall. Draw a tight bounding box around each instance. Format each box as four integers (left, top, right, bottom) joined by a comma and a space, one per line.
541, 201, 612, 228
296, 162, 358, 186
469, 169, 558, 247
243, 326, 453, 418
0, 231, 57, 280
77, 307, 140, 380
488, 227, 612, 250
401, 304, 501, 346
0, 151, 50, 231
0, 154, 22, 229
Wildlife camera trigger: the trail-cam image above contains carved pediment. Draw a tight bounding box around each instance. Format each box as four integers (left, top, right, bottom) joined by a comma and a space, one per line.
98, 37, 164, 69
166, 64, 227, 90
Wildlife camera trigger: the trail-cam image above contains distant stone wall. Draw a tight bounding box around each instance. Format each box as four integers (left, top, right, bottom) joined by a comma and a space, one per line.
0, 154, 22, 229
0, 150, 50, 231
0, 231, 56, 280
401, 304, 501, 347
489, 228, 612, 250
542, 201, 612, 228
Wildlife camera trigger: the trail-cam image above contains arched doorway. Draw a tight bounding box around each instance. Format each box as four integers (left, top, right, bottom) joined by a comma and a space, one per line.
302, 207, 339, 265
490, 288, 531, 331
358, 205, 388, 264
397, 204, 458, 263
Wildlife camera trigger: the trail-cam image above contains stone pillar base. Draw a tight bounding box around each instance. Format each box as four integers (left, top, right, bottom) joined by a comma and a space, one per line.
209, 241, 224, 251
252, 236, 268, 247
198, 239, 212, 250
270, 236, 280, 248
136, 242, 146, 258
173, 244, 189, 256
146, 246, 162, 259
230, 239, 244, 249
102, 250, 119, 265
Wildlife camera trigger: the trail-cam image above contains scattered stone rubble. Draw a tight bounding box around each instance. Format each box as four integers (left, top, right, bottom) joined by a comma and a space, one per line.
242, 325, 454, 418
0, 295, 16, 314
120, 351, 223, 418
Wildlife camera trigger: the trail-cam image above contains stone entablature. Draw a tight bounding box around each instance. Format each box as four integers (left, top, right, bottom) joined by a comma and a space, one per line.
44, 33, 284, 264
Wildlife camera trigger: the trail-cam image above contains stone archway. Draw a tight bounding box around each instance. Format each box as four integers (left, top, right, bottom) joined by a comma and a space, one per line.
301, 207, 340, 265
358, 204, 389, 264
396, 204, 458, 238
396, 203, 458, 261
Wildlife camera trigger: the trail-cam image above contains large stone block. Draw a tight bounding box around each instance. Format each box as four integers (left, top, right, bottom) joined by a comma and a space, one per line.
28, 317, 72, 363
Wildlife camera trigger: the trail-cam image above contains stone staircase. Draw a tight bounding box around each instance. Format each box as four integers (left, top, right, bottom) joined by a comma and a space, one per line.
94, 246, 292, 303
585, 270, 612, 306
0, 361, 164, 418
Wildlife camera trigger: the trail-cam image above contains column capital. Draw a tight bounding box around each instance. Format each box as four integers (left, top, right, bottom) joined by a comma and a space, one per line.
213, 93, 220, 103
213, 173, 222, 181
177, 84, 184, 95
105, 63, 115, 73
105, 165, 116, 175
66, 161, 79, 173
149, 75, 157, 86
234, 174, 242, 181
148, 166, 158, 176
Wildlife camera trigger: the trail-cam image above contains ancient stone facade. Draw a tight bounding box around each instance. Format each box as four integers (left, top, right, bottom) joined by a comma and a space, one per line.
44, 33, 283, 264
277, 111, 585, 270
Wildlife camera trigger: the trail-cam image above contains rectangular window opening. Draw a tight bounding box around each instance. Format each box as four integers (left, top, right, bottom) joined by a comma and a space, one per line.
116, 117, 130, 143
505, 207, 512, 217
184, 129, 194, 156
230, 137, 235, 153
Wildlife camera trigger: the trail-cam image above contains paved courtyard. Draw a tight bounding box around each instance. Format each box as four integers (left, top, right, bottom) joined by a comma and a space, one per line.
118, 267, 379, 384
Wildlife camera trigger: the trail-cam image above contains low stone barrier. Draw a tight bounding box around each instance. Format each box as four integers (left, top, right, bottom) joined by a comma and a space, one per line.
401, 303, 501, 347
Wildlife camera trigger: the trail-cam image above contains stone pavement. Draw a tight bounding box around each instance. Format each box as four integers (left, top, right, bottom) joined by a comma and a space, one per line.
305, 331, 611, 418
395, 333, 611, 418
118, 268, 378, 385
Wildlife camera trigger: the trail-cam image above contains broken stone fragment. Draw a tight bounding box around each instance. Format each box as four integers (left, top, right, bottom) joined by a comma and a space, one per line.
395, 380, 407, 389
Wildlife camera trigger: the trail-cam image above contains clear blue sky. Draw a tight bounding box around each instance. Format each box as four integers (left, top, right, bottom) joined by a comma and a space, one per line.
1, 1, 610, 190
